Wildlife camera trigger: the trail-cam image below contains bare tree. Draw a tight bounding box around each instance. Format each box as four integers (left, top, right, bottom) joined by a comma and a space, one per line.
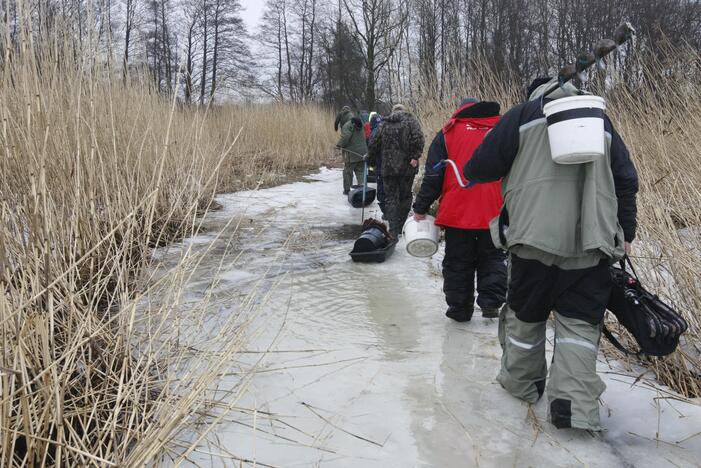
343, 0, 407, 109
183, 0, 200, 103
199, 0, 208, 103
122, 0, 138, 83
208, 0, 251, 100
258, 0, 322, 102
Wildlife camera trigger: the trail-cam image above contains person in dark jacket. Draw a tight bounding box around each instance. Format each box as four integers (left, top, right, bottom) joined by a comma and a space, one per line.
464, 78, 639, 431
337, 116, 368, 194
413, 98, 506, 322
368, 104, 425, 236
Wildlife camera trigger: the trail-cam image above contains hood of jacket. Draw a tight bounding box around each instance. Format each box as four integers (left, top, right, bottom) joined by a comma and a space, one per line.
340, 110, 354, 126
528, 78, 580, 101
450, 101, 500, 120
443, 101, 501, 133
383, 110, 414, 125
350, 116, 363, 130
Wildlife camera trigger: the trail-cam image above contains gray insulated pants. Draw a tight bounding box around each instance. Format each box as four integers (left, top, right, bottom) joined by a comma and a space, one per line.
497, 255, 611, 431
343, 157, 365, 193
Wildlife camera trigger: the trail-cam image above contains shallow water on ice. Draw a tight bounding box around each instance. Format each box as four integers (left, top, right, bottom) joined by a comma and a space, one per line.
154, 168, 701, 467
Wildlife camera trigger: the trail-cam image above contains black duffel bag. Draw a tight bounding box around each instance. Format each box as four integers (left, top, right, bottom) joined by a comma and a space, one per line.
604, 256, 689, 357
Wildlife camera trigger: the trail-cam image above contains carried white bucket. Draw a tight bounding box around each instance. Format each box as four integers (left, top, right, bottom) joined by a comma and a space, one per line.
542, 95, 606, 164
403, 215, 440, 257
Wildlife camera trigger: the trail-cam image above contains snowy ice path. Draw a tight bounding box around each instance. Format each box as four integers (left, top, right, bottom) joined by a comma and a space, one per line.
158, 168, 701, 467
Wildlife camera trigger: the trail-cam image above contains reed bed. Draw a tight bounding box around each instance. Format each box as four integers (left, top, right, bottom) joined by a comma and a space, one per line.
0, 22, 334, 468
412, 47, 701, 397
199, 103, 336, 192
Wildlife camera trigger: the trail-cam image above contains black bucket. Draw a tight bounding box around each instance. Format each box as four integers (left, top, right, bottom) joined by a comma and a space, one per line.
352, 226, 388, 253
348, 185, 376, 208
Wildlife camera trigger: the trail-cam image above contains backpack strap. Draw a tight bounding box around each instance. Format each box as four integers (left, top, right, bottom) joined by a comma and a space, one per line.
602, 323, 641, 356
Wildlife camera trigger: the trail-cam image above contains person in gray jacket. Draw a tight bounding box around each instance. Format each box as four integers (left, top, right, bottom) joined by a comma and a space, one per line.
464, 77, 639, 431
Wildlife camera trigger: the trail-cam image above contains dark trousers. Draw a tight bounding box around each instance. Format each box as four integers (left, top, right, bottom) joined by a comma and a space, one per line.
443, 228, 507, 315
508, 255, 611, 324
383, 175, 415, 236
501, 254, 612, 430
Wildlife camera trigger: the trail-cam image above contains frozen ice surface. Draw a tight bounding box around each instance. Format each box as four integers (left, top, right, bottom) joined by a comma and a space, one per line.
160, 168, 701, 467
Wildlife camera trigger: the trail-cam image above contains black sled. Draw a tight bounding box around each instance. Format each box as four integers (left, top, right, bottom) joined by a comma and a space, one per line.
349, 220, 396, 263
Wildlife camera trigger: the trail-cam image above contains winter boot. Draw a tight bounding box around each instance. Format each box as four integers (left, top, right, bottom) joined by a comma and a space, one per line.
446, 306, 472, 322
481, 307, 499, 319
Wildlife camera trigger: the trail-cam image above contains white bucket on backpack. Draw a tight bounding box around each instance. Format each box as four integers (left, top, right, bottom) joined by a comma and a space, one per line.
542, 95, 606, 164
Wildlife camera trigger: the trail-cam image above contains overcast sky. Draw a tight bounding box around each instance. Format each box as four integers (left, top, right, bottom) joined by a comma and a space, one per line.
241, 0, 265, 34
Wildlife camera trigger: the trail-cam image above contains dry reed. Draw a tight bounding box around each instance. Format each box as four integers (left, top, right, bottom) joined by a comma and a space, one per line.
0, 12, 334, 467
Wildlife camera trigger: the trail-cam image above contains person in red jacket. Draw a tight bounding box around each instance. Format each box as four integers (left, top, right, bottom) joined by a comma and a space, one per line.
413, 98, 507, 321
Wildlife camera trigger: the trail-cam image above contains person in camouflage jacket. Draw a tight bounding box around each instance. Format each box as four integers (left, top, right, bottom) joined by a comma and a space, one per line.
368, 104, 425, 236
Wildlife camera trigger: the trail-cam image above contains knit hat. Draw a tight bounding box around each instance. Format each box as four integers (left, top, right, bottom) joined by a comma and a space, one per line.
526, 77, 552, 100
341, 105, 351, 112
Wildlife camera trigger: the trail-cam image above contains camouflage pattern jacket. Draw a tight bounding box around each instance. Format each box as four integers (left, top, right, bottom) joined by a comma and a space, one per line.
368, 111, 425, 177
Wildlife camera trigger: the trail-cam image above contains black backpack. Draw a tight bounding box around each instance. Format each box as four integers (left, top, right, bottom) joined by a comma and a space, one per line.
604, 257, 689, 357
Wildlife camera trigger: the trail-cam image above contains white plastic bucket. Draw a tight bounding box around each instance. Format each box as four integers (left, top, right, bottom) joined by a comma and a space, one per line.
403, 216, 440, 257
542, 95, 606, 164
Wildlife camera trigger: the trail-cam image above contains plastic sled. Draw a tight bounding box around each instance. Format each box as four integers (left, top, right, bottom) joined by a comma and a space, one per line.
347, 185, 376, 208
349, 239, 397, 263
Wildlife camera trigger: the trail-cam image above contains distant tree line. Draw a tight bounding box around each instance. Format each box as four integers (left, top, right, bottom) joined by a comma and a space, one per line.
0, 0, 254, 102
1, 0, 700, 107
259, 0, 701, 109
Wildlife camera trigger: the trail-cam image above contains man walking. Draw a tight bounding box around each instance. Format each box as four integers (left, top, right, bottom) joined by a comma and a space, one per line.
368, 104, 424, 236
464, 78, 639, 431
337, 115, 368, 195
413, 98, 506, 322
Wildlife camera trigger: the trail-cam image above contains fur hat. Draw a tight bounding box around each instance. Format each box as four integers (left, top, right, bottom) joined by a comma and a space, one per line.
391, 103, 407, 113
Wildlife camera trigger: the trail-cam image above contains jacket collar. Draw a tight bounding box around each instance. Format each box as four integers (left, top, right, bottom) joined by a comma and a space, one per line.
444, 101, 501, 132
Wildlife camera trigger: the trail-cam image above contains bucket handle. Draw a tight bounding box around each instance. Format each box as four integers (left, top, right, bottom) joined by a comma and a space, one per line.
432, 159, 477, 189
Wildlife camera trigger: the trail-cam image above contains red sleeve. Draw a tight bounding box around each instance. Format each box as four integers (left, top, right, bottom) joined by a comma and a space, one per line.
364, 123, 371, 139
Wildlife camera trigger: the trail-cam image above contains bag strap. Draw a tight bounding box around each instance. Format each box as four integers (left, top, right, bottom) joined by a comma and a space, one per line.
621, 255, 641, 281
602, 323, 641, 356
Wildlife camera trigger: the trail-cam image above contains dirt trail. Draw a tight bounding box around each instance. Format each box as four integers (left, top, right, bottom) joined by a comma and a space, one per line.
154, 168, 701, 467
